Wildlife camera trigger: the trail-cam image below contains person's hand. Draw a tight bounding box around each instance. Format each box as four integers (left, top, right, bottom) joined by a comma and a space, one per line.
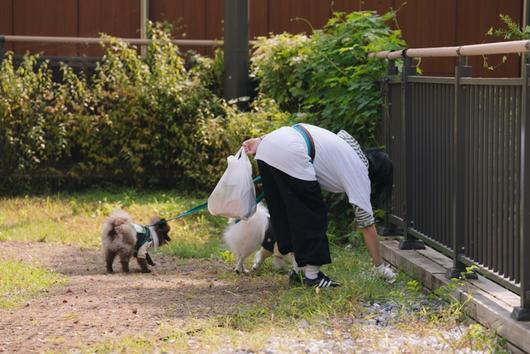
242, 137, 261, 155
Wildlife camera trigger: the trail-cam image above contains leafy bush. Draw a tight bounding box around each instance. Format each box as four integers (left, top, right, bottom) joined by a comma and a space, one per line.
252, 11, 404, 146
0, 22, 289, 192
251, 33, 310, 112
488, 14, 530, 40
1, 12, 401, 193
0, 55, 69, 176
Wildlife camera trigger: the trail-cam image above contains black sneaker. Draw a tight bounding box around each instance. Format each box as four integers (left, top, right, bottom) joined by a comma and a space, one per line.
303, 272, 341, 288
288, 270, 304, 287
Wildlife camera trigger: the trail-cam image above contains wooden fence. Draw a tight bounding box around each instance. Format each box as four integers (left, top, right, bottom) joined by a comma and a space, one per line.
0, 0, 525, 76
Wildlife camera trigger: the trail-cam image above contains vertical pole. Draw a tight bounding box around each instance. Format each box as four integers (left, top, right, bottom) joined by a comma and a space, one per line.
521, 0, 530, 77
525, 0, 530, 30
140, 0, 149, 58
379, 60, 401, 236
512, 53, 530, 321
223, 0, 249, 100
0, 36, 5, 64
398, 55, 425, 250
447, 56, 476, 279
382, 61, 392, 233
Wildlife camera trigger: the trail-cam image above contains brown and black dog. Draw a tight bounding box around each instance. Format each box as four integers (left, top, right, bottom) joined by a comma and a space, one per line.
101, 210, 171, 273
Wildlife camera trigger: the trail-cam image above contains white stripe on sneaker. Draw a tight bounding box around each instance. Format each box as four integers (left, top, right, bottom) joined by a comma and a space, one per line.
319, 279, 334, 288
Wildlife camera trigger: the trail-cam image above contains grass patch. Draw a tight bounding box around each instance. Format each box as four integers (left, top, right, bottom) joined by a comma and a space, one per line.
0, 189, 508, 352
0, 188, 226, 256
208, 244, 508, 353
218, 244, 396, 330
161, 214, 225, 259
0, 260, 65, 308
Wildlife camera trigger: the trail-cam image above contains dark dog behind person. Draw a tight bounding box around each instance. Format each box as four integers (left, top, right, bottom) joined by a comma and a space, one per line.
243, 123, 396, 288
364, 147, 393, 211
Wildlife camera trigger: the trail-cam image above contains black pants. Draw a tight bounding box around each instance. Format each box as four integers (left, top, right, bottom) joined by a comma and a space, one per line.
257, 160, 330, 267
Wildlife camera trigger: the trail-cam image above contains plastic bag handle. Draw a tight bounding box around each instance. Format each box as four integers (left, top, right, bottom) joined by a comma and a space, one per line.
234, 146, 247, 160
234, 147, 244, 160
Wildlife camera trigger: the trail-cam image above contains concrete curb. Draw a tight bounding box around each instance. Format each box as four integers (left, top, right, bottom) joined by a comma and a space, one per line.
381, 239, 530, 354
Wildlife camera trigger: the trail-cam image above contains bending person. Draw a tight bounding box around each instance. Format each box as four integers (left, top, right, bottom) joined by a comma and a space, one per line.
243, 124, 396, 288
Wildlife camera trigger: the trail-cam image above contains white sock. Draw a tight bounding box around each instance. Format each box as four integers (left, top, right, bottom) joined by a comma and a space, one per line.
304, 265, 320, 280
290, 253, 303, 273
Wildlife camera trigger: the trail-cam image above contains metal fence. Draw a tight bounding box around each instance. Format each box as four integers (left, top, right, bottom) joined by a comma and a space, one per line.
378, 44, 530, 321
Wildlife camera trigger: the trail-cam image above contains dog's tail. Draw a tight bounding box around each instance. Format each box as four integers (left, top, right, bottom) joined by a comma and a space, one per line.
111, 217, 129, 228
103, 210, 134, 241
109, 217, 129, 240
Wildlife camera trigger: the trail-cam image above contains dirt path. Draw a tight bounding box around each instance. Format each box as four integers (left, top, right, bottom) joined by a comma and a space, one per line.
0, 241, 278, 353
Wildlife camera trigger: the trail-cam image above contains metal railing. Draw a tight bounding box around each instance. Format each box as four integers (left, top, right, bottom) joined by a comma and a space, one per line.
0, 34, 260, 67
0, 34, 222, 68
0, 34, 224, 83
0, 34, 222, 47
374, 40, 530, 322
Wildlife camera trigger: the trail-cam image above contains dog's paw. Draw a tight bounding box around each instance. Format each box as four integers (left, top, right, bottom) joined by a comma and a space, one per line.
146, 253, 156, 266
141, 268, 152, 273
235, 268, 250, 275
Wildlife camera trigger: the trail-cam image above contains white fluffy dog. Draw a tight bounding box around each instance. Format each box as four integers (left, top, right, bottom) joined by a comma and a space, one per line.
223, 203, 294, 274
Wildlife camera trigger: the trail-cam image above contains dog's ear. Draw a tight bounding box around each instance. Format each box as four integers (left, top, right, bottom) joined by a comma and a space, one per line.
155, 219, 170, 233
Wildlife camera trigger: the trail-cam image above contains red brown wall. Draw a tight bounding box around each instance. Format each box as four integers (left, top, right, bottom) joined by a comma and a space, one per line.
0, 0, 13, 52
12, 0, 78, 55
79, 0, 141, 56
0, 0, 524, 77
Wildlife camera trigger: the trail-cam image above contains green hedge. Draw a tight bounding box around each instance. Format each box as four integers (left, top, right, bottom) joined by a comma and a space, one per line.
0, 23, 289, 192
0, 12, 402, 194
251, 10, 404, 146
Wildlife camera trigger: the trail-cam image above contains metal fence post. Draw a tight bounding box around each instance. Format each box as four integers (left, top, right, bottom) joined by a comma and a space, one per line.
387, 59, 398, 76
398, 54, 425, 250
379, 59, 402, 236
447, 56, 477, 279
0, 36, 5, 64
140, 0, 149, 58
223, 0, 249, 100
512, 53, 530, 321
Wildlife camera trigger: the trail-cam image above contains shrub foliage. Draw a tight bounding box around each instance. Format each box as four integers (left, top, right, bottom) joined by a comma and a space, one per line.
251, 10, 404, 146
0, 23, 288, 191
0, 12, 402, 192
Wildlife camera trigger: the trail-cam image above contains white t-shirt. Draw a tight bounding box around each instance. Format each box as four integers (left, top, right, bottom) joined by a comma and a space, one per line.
255, 124, 372, 214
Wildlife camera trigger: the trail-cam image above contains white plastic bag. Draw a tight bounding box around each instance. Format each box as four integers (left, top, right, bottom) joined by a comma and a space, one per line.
208, 147, 257, 219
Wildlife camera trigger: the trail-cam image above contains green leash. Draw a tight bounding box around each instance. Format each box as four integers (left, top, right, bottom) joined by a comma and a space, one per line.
163, 201, 209, 223
149, 176, 264, 226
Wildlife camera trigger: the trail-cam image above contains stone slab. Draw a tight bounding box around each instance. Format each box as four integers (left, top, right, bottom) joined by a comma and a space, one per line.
381, 240, 530, 354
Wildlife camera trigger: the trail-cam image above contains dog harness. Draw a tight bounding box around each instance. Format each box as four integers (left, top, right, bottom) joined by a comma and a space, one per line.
132, 224, 158, 259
